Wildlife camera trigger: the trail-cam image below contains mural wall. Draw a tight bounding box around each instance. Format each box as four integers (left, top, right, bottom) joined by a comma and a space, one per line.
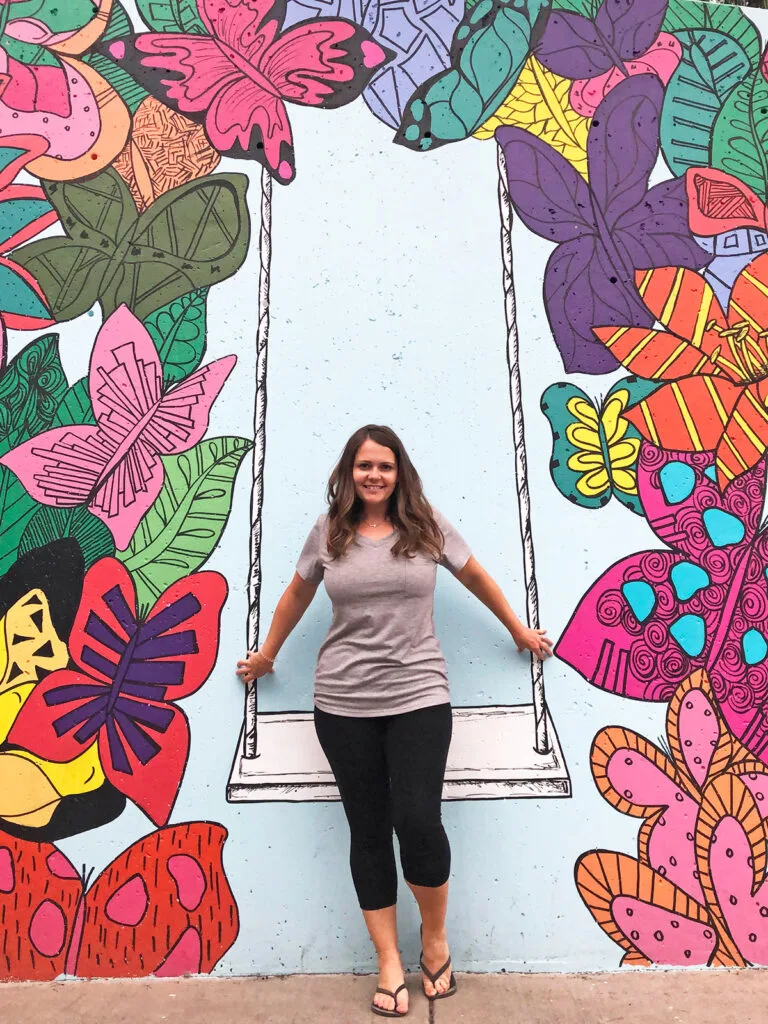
2, 0, 768, 981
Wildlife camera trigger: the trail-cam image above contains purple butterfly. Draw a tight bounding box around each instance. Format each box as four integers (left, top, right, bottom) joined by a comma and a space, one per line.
496, 75, 710, 375
557, 443, 768, 763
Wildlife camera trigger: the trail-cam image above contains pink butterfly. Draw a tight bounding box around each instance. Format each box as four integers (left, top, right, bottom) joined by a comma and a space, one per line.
557, 442, 768, 763
103, 0, 392, 183
0, 304, 235, 549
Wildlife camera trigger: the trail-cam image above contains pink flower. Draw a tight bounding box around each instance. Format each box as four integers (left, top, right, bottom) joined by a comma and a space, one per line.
570, 34, 682, 118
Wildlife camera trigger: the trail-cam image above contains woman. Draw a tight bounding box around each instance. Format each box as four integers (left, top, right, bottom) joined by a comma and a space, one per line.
236, 425, 552, 1018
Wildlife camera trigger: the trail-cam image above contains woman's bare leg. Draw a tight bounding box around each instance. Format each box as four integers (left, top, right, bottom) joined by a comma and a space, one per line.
364, 904, 409, 1014
407, 881, 452, 996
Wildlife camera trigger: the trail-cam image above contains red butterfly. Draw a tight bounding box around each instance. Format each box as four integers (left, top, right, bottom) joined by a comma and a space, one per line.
0, 821, 239, 981
104, 0, 392, 183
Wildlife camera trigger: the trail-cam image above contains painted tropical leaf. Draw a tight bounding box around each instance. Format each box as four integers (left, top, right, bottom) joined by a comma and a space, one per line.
395, 0, 551, 151
18, 507, 115, 570
551, 0, 597, 15
11, 169, 251, 324
660, 30, 752, 178
144, 287, 209, 385
101, 0, 134, 40
540, 376, 659, 514
711, 60, 768, 203
117, 436, 253, 609
474, 56, 589, 181
0, 334, 67, 457
81, 53, 149, 114
0, 466, 39, 577
662, 0, 762, 67
51, 378, 95, 429
134, 0, 208, 33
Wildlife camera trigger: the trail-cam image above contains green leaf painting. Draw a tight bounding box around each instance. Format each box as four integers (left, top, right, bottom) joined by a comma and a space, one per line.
102, 0, 134, 41
82, 53, 149, 115
661, 30, 752, 178
118, 437, 252, 607
144, 288, 209, 385
663, 0, 762, 68
52, 378, 95, 428
540, 377, 660, 515
711, 62, 768, 202
395, 0, 551, 150
12, 169, 251, 325
0, 334, 67, 457
0, 465, 39, 576
135, 0, 207, 33
19, 507, 115, 569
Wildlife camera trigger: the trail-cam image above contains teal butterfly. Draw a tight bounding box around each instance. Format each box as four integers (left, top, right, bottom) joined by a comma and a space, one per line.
540, 376, 659, 514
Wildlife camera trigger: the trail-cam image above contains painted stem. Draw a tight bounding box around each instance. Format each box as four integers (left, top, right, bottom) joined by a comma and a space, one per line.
244, 167, 273, 760
497, 144, 551, 756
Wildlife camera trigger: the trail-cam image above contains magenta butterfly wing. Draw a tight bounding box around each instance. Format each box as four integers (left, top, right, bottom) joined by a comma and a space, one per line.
103, 0, 392, 183
557, 444, 768, 759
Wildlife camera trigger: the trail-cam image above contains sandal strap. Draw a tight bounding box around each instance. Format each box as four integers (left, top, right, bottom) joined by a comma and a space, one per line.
419, 954, 452, 985
375, 983, 407, 1001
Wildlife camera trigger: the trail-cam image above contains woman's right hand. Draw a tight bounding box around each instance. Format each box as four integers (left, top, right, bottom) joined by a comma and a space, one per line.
236, 650, 274, 684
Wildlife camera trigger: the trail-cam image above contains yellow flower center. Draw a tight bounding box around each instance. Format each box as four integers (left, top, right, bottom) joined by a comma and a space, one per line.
708, 319, 768, 383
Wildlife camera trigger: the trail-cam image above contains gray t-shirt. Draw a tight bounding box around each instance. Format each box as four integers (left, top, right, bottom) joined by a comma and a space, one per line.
296, 510, 471, 717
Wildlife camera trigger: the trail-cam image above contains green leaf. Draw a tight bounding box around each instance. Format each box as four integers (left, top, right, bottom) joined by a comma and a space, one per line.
396, 0, 551, 150
12, 169, 251, 324
52, 378, 95, 428
661, 30, 752, 178
663, 0, 762, 68
144, 287, 209, 384
712, 63, 768, 203
135, 0, 208, 33
0, 333, 67, 456
0, 466, 39, 576
550, 0, 597, 15
82, 53, 149, 115
539, 377, 659, 516
117, 436, 252, 606
19, 506, 114, 569
102, 0, 134, 40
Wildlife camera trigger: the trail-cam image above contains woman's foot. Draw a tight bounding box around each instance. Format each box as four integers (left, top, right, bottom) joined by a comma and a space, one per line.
420, 928, 453, 998
373, 951, 409, 1015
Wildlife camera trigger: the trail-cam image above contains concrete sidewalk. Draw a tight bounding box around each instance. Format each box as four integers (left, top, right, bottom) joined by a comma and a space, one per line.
0, 970, 764, 1024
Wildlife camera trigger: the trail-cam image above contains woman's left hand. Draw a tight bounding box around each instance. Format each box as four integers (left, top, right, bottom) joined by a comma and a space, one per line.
514, 626, 553, 660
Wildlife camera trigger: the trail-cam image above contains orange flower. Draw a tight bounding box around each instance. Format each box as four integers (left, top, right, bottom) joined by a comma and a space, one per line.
593, 253, 768, 490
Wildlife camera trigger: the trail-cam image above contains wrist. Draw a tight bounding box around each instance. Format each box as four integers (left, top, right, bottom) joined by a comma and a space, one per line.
257, 647, 276, 663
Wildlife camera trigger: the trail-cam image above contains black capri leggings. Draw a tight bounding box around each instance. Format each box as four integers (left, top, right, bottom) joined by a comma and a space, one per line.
314, 702, 453, 911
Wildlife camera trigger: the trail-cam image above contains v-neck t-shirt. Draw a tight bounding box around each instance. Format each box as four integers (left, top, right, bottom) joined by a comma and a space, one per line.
296, 510, 471, 717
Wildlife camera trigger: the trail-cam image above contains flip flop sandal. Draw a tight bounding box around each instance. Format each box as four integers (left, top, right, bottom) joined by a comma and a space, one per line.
371, 982, 409, 1018
419, 952, 457, 1001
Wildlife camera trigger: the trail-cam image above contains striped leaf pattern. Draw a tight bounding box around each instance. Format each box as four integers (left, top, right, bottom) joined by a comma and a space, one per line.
117, 436, 252, 609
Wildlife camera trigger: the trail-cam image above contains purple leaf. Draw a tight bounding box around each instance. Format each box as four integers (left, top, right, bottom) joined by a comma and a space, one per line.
595, 0, 669, 62
544, 236, 653, 374
534, 9, 614, 79
496, 126, 592, 242
588, 75, 663, 229
615, 177, 713, 272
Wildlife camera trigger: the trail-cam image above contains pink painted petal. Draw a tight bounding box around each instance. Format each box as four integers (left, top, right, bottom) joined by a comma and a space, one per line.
571, 34, 682, 118
89, 441, 166, 549
152, 354, 237, 455
89, 304, 162, 421
0, 425, 104, 506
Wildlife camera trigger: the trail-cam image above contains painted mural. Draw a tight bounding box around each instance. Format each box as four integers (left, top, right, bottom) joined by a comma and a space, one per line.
2, 0, 768, 983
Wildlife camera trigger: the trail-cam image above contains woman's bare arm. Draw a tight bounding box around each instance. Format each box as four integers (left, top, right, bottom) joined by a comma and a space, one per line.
236, 572, 319, 682
455, 556, 552, 659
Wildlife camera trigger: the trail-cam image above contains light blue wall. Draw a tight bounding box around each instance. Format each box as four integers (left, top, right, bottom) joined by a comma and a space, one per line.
12, 0, 763, 976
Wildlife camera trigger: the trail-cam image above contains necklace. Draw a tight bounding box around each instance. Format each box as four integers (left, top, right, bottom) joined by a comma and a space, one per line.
364, 516, 388, 528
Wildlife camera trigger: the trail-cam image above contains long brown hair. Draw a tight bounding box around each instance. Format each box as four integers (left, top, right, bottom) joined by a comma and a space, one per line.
326, 425, 443, 560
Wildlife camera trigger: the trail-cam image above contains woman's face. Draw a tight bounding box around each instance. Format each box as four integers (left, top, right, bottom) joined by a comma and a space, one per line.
353, 439, 398, 511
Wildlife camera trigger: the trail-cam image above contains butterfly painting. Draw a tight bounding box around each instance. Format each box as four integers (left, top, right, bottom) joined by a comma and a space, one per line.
575, 670, 768, 967
7, 558, 228, 828
557, 442, 768, 763
0, 304, 236, 550
0, 820, 239, 981
496, 74, 710, 375
540, 376, 659, 514
101, 0, 393, 184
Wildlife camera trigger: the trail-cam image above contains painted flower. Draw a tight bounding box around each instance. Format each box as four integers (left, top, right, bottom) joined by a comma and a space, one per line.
593, 252, 768, 490
8, 558, 228, 827
576, 671, 768, 967
0, 305, 236, 550
564, 387, 642, 501
0, 0, 130, 180
570, 33, 682, 118
0, 134, 55, 335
